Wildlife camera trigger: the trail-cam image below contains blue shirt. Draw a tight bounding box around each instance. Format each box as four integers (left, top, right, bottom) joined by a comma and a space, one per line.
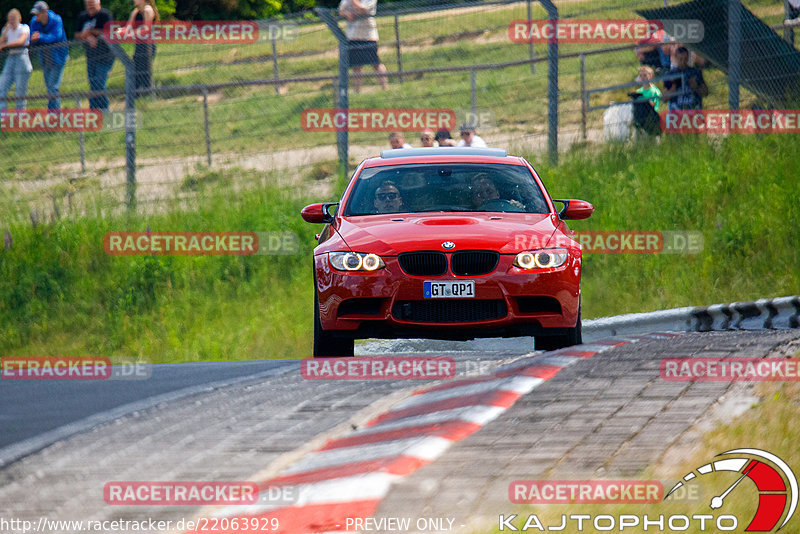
30, 10, 68, 67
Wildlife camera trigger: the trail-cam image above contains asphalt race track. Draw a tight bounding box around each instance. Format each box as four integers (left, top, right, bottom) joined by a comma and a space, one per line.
1, 329, 799, 533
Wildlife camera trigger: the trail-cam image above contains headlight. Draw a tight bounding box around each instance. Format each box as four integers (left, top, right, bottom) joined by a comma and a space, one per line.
514, 248, 568, 270
329, 252, 385, 272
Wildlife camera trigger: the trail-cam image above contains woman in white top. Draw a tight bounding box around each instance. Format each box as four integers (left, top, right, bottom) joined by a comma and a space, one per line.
0, 9, 32, 111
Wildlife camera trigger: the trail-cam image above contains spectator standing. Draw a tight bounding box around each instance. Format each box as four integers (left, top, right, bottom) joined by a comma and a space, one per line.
338, 0, 388, 93
635, 28, 670, 75
75, 0, 114, 110
420, 128, 435, 147
435, 129, 457, 146
456, 123, 488, 147
786, 0, 800, 24
116, 0, 157, 90
29, 1, 67, 110
388, 132, 411, 149
663, 47, 708, 111
0, 9, 32, 112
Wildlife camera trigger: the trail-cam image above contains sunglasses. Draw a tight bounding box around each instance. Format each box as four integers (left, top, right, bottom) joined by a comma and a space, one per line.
376, 192, 398, 201
460, 131, 473, 137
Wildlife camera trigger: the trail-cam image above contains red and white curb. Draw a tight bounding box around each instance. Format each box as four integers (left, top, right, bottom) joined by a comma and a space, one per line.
206, 333, 681, 533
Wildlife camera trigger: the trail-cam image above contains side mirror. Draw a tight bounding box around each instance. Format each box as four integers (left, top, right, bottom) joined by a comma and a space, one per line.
301, 203, 337, 224
553, 199, 594, 220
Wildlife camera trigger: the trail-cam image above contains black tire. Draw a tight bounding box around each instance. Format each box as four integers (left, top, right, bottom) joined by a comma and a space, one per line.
313, 290, 355, 357
534, 305, 582, 351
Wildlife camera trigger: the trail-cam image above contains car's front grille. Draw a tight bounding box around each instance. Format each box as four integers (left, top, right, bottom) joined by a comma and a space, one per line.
392, 300, 507, 323
398, 251, 448, 276
451, 251, 500, 276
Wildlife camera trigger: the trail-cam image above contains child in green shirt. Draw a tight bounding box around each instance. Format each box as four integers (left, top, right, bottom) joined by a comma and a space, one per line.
635, 66, 662, 113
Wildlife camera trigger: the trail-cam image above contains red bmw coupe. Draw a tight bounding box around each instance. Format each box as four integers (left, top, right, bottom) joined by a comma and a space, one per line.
301, 147, 594, 357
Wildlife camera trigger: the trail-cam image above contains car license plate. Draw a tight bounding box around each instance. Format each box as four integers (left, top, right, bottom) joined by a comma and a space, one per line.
424, 281, 475, 299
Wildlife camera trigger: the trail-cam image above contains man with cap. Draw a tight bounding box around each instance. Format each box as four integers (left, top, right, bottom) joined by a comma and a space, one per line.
29, 1, 67, 109
456, 123, 488, 148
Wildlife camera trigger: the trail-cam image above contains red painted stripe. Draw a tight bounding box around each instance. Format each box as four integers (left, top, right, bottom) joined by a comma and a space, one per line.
550, 349, 597, 358
516, 364, 564, 379
415, 364, 563, 395
367, 389, 522, 427
590, 339, 630, 347
203, 499, 381, 533
263, 455, 430, 487
321, 420, 482, 450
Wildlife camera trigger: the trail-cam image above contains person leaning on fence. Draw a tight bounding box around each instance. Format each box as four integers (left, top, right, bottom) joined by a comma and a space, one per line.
456, 123, 488, 148
115, 0, 157, 91
662, 46, 708, 111
635, 28, 670, 76
389, 131, 411, 149
419, 128, 436, 147
0, 9, 33, 113
786, 0, 800, 25
75, 0, 114, 110
435, 129, 457, 147
29, 1, 67, 110
338, 0, 388, 93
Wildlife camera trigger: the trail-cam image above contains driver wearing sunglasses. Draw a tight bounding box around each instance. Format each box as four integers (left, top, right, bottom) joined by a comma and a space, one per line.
373, 180, 405, 214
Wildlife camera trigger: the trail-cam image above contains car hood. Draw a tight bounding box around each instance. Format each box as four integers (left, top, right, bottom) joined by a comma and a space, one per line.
336, 212, 561, 255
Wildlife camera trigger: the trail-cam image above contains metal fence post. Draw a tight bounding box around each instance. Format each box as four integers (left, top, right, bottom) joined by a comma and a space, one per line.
76, 97, 85, 173
271, 35, 280, 95
542, 0, 558, 166
202, 86, 212, 166
728, 0, 741, 110
784, 0, 795, 46
527, 0, 535, 74
394, 14, 403, 83
470, 69, 477, 119
316, 8, 350, 180
111, 43, 136, 211
580, 54, 586, 140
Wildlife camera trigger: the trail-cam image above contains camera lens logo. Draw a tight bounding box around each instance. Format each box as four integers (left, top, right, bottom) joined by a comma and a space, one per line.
665, 449, 797, 531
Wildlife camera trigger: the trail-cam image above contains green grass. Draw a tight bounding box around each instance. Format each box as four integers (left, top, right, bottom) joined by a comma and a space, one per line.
487, 378, 800, 534
533, 133, 800, 318
1, 133, 798, 362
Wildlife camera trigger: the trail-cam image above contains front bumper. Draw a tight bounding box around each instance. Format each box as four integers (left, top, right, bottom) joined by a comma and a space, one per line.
314, 252, 581, 340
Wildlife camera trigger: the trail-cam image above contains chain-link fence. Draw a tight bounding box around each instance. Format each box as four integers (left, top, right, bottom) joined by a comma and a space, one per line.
1, 0, 798, 221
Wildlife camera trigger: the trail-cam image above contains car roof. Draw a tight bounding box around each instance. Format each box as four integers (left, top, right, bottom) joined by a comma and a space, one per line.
362, 147, 528, 168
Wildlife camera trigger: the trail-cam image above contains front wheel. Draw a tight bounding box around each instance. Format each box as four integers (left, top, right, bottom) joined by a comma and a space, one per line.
313, 290, 355, 357
534, 305, 582, 351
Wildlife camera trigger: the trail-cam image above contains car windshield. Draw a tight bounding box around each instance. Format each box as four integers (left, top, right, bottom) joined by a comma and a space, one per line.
343, 163, 550, 216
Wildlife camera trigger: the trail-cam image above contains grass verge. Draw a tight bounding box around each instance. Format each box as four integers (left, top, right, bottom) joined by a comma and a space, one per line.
1, 133, 798, 362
